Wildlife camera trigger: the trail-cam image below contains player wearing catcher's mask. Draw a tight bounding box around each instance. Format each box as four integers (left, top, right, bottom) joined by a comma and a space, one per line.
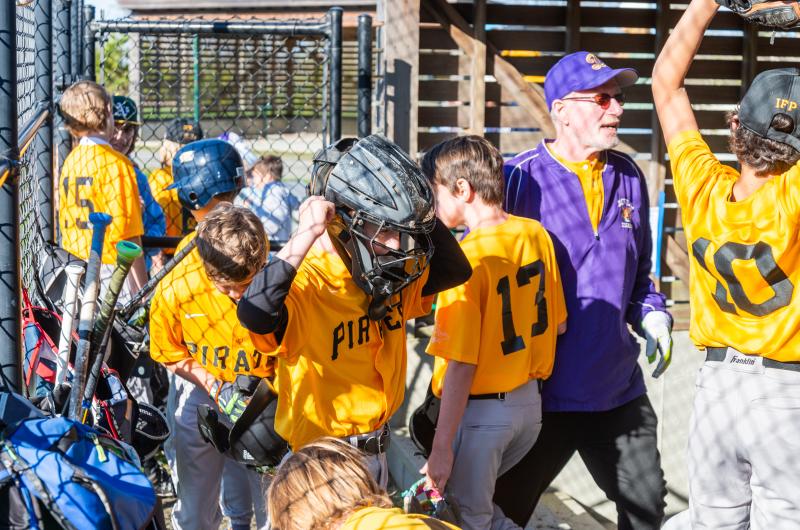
654, 1, 800, 527
419, 136, 567, 530
237, 135, 471, 487
149, 139, 274, 530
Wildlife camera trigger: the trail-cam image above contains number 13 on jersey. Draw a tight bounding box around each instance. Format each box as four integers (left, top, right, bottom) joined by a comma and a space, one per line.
497, 259, 548, 355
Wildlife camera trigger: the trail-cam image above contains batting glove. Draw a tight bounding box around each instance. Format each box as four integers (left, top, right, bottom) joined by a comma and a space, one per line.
641, 311, 673, 379
209, 380, 250, 424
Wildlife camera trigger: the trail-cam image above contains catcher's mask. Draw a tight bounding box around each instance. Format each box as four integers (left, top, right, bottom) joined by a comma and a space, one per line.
309, 135, 436, 320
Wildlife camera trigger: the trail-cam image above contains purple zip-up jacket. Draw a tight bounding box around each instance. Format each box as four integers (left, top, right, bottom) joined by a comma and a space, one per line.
504, 141, 668, 412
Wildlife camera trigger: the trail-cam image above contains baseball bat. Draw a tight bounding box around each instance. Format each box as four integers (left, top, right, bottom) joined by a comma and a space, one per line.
67, 212, 112, 420
81, 240, 143, 416
118, 237, 198, 321
55, 264, 85, 385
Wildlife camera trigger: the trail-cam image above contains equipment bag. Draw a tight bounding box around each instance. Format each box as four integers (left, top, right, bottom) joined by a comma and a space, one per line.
0, 392, 157, 530
21, 289, 74, 400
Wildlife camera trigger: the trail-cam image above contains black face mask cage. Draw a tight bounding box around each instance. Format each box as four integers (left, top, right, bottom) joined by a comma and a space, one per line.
333, 208, 433, 319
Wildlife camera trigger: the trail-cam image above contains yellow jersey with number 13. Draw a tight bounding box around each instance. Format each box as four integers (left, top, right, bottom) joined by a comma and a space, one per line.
59, 141, 143, 264
427, 215, 567, 397
668, 130, 800, 361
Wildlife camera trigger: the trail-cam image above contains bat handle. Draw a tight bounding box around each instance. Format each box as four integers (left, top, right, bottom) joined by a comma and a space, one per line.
88, 212, 112, 256
92, 240, 143, 346
82, 241, 143, 409
68, 212, 112, 419
55, 264, 85, 385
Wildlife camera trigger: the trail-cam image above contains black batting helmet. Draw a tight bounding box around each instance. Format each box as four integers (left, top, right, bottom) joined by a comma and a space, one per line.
309, 134, 436, 320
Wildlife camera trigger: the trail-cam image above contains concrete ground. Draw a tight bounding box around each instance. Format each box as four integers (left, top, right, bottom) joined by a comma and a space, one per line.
392, 325, 704, 528
549, 331, 702, 525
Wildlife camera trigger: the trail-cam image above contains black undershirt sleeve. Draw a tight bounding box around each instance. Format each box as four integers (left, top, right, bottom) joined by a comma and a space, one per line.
237, 258, 295, 337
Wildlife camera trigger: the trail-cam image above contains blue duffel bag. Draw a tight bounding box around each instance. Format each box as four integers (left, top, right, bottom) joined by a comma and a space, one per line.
0, 392, 157, 530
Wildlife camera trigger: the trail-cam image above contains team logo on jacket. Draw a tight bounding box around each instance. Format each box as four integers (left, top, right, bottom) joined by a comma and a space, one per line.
618, 198, 634, 229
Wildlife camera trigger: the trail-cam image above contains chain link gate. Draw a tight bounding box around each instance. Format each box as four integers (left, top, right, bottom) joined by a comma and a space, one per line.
90, 10, 345, 247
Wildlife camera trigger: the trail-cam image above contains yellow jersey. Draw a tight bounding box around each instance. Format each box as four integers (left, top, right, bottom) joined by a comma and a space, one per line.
59, 141, 143, 264
148, 166, 188, 240
272, 246, 431, 449
428, 216, 566, 396
341, 507, 461, 530
149, 233, 276, 381
669, 130, 800, 361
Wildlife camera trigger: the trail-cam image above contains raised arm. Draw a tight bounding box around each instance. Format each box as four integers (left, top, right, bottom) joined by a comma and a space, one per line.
238, 196, 334, 335
652, 0, 719, 144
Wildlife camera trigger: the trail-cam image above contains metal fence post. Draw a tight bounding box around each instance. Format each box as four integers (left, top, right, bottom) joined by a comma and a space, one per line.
0, 0, 22, 393
35, 0, 55, 243
84, 5, 96, 81
357, 14, 372, 138
193, 35, 201, 121
55, 0, 73, 175
70, 0, 82, 80
328, 7, 342, 143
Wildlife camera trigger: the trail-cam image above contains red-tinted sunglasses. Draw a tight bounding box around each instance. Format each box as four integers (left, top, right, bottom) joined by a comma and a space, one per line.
560, 92, 625, 109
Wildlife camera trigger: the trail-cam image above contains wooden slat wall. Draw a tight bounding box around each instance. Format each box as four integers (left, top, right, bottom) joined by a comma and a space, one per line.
417, 0, 800, 327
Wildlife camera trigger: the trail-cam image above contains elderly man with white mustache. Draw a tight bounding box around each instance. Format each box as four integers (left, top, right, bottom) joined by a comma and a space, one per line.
492, 51, 673, 530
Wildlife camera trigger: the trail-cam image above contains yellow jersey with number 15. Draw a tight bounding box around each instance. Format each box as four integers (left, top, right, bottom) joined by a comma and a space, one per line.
427, 215, 567, 397
668, 130, 800, 362
59, 142, 143, 264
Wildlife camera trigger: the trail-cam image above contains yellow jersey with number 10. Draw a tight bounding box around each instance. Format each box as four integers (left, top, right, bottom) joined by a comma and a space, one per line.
668, 130, 800, 362
59, 143, 143, 264
427, 215, 567, 397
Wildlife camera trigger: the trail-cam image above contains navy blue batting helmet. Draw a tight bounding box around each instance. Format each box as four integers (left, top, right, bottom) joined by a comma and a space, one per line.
169, 139, 245, 210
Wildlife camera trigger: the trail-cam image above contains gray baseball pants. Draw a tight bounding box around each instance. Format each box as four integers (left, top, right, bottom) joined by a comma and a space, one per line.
447, 378, 542, 530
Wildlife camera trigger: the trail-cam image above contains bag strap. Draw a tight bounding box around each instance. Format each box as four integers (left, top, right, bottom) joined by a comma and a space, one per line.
0, 447, 42, 529
0, 438, 78, 530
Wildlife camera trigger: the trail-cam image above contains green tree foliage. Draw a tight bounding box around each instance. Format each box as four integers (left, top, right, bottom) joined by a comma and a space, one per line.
97, 34, 130, 95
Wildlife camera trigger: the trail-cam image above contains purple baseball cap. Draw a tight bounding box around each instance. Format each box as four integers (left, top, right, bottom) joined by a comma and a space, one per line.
544, 51, 639, 109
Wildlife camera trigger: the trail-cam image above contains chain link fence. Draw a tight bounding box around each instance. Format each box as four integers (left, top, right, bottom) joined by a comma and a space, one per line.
16, 2, 48, 308
16, 36, 39, 306
92, 13, 343, 244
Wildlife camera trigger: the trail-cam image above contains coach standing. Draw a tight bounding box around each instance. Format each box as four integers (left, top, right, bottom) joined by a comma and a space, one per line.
493, 51, 672, 530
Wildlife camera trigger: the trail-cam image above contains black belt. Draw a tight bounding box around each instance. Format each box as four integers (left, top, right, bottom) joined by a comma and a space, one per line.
348, 423, 391, 455
706, 347, 800, 373
469, 380, 542, 401
469, 392, 507, 401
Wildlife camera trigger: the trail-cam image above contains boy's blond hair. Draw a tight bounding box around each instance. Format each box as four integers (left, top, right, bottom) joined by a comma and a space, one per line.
158, 139, 182, 168
421, 134, 505, 207
59, 81, 112, 137
195, 203, 268, 283
267, 437, 392, 530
